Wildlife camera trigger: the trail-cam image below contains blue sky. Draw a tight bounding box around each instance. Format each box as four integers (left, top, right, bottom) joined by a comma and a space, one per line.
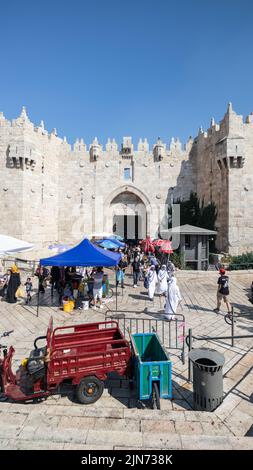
0, 0, 252, 146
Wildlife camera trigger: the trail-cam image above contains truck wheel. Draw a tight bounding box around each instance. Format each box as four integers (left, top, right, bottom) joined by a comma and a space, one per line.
76, 376, 104, 405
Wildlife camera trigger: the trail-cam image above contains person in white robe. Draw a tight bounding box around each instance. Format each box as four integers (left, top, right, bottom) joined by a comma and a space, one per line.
157, 265, 169, 295
147, 266, 158, 301
164, 275, 182, 320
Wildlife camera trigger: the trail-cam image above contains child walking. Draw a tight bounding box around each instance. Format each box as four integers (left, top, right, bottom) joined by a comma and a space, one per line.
24, 277, 33, 304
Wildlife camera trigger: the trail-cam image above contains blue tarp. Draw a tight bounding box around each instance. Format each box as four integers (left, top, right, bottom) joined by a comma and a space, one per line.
97, 238, 125, 248
40, 238, 121, 267
96, 239, 120, 250
96, 238, 125, 249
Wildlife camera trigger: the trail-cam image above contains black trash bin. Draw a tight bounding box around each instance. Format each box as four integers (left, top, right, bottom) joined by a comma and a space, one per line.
188, 348, 225, 411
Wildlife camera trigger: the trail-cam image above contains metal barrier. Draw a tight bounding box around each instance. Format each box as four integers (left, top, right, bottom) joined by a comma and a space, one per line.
229, 262, 253, 270
186, 327, 253, 382
105, 308, 186, 364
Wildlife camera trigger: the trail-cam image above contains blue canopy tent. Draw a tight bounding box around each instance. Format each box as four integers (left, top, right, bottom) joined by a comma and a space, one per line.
41, 238, 121, 267
38, 238, 121, 315
96, 238, 125, 249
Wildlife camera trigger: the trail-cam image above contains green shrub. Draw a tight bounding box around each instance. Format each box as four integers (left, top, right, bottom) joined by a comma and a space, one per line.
229, 252, 253, 270
170, 252, 184, 269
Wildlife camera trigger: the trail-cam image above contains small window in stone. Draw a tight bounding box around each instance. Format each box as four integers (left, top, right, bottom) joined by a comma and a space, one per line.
185, 235, 191, 248
124, 168, 131, 180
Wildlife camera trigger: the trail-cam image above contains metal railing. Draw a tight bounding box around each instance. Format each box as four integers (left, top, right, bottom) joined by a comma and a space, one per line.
185, 316, 253, 382
105, 308, 186, 364
229, 262, 253, 270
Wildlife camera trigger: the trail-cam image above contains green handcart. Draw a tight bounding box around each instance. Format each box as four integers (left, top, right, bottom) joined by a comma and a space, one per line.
130, 332, 172, 409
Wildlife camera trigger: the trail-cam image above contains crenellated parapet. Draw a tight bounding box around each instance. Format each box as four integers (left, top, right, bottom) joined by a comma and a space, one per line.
89, 137, 102, 161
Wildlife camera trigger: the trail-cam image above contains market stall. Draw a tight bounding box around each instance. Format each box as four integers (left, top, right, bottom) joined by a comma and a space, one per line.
39, 238, 121, 316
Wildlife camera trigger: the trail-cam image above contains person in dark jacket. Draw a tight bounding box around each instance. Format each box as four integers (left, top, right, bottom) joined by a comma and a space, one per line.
6, 265, 21, 304
50, 266, 61, 296
132, 257, 141, 287
35, 265, 48, 293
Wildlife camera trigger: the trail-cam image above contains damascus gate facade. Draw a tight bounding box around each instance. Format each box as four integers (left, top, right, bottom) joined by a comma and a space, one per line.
0, 103, 253, 256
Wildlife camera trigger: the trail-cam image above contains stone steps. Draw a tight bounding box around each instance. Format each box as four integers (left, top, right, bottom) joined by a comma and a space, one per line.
0, 399, 252, 450
1, 434, 252, 450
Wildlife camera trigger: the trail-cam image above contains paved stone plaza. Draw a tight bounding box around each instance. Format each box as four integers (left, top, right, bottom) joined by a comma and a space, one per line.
0, 268, 252, 450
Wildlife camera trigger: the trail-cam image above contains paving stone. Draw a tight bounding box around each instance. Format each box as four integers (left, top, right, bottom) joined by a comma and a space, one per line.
84, 407, 124, 419
87, 396, 129, 409
0, 427, 23, 439
58, 416, 96, 430
86, 430, 143, 447
0, 439, 10, 449
160, 399, 173, 411
45, 405, 86, 417
141, 419, 175, 433
224, 409, 253, 436
228, 437, 253, 450
184, 411, 219, 423
93, 417, 140, 432
225, 364, 249, 381
236, 400, 253, 418
23, 413, 61, 429
214, 394, 242, 420
0, 272, 253, 449
64, 443, 113, 450
8, 439, 65, 450
175, 421, 203, 435
181, 435, 232, 450
172, 400, 193, 411
201, 421, 233, 436
0, 411, 28, 426
142, 432, 182, 449
124, 409, 186, 421
20, 426, 88, 444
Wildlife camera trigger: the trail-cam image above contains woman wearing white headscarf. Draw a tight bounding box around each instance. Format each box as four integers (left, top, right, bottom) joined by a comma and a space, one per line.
164, 275, 182, 320
157, 265, 169, 295
147, 266, 158, 301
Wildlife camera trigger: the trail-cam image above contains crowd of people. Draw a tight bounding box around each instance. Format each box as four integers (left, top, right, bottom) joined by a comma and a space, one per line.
0, 243, 233, 319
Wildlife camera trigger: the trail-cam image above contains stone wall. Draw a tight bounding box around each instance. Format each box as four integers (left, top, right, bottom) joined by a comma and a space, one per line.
1, 104, 253, 256
194, 103, 253, 255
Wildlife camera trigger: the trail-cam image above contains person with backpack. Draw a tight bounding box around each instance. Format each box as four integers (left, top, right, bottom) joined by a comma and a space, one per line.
213, 268, 231, 314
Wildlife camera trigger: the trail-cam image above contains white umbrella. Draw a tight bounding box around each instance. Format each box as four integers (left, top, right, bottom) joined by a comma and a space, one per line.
0, 234, 34, 255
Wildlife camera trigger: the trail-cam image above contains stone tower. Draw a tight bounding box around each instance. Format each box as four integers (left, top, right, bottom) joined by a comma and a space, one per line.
193, 103, 253, 255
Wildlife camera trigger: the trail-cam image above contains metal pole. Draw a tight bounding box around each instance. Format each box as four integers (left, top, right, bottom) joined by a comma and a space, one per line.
115, 270, 118, 312
36, 275, 40, 318
188, 328, 193, 382
231, 306, 235, 347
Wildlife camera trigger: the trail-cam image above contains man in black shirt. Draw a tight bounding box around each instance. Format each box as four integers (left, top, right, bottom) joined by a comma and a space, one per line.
132, 256, 141, 287
214, 268, 231, 314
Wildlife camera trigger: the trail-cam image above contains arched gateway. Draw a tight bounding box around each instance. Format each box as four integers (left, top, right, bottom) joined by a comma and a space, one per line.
104, 185, 151, 241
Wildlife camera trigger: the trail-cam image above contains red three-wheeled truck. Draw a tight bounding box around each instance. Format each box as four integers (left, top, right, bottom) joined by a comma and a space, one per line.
0, 319, 131, 404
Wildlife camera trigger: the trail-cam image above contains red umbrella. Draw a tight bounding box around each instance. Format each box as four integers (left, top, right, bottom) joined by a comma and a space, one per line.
152, 239, 165, 247
140, 237, 155, 253
159, 240, 173, 254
